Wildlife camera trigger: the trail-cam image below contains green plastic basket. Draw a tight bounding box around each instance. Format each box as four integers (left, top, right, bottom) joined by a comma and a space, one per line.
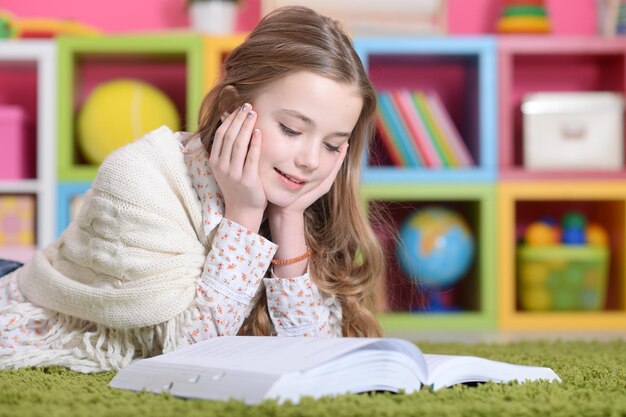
517, 245, 609, 311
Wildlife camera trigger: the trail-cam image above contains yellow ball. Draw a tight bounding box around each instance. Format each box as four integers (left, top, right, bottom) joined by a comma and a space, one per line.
525, 222, 557, 246
586, 223, 609, 246
77, 79, 181, 164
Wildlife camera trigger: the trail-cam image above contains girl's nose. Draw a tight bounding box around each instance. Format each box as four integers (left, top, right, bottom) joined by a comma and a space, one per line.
295, 141, 320, 170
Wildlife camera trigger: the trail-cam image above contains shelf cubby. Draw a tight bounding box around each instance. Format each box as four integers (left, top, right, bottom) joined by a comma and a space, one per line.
362, 183, 496, 331
498, 181, 626, 330
0, 40, 56, 250
57, 35, 203, 181
355, 37, 497, 184
498, 36, 626, 180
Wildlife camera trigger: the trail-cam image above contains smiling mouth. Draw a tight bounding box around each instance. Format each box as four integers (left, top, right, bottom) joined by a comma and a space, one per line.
275, 168, 305, 184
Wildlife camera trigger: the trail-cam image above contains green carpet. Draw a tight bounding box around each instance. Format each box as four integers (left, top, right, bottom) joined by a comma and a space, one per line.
1, 339, 625, 417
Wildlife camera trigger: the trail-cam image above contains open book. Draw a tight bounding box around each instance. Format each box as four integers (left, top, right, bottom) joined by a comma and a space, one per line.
110, 337, 561, 405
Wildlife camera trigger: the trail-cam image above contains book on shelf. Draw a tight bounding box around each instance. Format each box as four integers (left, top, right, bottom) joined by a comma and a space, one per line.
374, 88, 474, 168
110, 336, 561, 405
375, 118, 404, 166
378, 91, 423, 167
425, 90, 475, 167
413, 91, 458, 167
391, 89, 442, 168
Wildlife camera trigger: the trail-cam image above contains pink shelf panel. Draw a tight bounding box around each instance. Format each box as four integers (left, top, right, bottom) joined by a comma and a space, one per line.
498, 36, 626, 177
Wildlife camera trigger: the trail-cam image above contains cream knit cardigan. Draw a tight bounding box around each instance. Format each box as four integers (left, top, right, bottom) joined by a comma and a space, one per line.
0, 129, 232, 372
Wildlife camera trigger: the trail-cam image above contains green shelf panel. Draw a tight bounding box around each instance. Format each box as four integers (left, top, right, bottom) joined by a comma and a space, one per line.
362, 183, 498, 331
57, 34, 204, 181
377, 312, 496, 332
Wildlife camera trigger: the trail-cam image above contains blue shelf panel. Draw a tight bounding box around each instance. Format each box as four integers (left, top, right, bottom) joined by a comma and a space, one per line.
361, 166, 496, 183
56, 181, 92, 237
354, 36, 498, 184
355, 36, 498, 56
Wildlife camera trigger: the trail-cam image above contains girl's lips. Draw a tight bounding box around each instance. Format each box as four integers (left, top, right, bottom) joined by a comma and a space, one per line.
275, 168, 307, 190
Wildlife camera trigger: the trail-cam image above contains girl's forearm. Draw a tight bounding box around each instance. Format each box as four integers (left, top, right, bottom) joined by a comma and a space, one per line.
268, 211, 309, 277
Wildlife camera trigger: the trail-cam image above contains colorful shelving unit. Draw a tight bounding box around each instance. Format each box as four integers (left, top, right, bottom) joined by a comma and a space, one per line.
355, 36, 498, 183
497, 37, 626, 330
498, 181, 626, 330
363, 183, 497, 331
498, 36, 626, 180
354, 37, 498, 330
4, 32, 623, 332
0, 40, 56, 261
54, 34, 204, 234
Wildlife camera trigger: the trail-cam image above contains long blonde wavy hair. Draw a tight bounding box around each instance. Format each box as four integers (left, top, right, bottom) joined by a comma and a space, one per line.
196, 6, 385, 337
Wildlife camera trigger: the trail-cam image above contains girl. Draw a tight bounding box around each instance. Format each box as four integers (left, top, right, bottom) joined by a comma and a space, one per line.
0, 5, 385, 372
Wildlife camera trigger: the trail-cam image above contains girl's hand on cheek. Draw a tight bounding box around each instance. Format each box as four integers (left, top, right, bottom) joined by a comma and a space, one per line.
270, 142, 349, 218
209, 103, 267, 231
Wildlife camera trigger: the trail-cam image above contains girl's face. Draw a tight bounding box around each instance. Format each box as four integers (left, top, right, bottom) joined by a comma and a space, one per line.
252, 71, 363, 208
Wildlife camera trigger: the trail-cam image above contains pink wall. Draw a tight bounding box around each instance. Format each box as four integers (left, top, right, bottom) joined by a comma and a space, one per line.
449, 0, 597, 35
0, 0, 260, 33
0, 0, 598, 35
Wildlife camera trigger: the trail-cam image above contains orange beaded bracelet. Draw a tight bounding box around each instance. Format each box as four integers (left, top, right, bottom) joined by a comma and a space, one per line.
270, 248, 312, 265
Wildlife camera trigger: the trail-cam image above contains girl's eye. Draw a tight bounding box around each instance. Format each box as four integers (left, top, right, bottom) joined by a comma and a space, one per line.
325, 143, 341, 153
279, 123, 300, 137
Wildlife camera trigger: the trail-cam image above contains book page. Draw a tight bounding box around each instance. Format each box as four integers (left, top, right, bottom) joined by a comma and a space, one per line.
424, 354, 561, 390
150, 336, 397, 375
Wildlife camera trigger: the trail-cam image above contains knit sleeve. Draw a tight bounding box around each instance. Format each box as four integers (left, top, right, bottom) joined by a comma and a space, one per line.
262, 269, 341, 337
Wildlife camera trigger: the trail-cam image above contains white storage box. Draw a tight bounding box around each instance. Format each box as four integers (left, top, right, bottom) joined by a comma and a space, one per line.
522, 92, 624, 170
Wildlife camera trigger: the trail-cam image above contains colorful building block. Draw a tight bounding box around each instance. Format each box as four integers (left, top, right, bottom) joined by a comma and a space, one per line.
0, 195, 35, 246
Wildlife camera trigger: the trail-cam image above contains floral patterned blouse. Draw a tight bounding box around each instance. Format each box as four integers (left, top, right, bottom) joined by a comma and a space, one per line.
181, 133, 336, 340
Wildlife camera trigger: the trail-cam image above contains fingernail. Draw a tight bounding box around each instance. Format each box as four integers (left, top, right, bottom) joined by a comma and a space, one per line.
247, 110, 256, 119
241, 103, 251, 112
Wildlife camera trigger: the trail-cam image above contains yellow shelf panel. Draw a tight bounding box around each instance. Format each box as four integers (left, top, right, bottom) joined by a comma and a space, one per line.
500, 312, 626, 330
498, 181, 626, 330
203, 34, 247, 93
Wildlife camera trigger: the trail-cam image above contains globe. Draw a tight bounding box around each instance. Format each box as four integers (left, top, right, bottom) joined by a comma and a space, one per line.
396, 207, 475, 289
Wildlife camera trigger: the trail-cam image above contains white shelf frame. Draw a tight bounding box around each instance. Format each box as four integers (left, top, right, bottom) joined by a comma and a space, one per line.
0, 40, 57, 248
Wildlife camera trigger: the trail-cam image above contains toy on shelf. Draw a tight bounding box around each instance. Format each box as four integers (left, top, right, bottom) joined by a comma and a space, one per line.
517, 211, 609, 311
0, 195, 35, 246
496, 0, 551, 34
0, 105, 31, 180
0, 11, 100, 39
77, 79, 181, 164
396, 206, 475, 311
